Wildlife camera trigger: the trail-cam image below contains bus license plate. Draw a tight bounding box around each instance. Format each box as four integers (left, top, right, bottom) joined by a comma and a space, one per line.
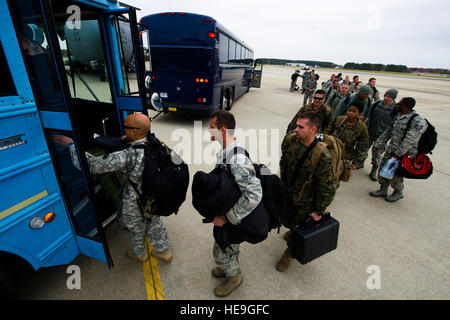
168, 107, 177, 112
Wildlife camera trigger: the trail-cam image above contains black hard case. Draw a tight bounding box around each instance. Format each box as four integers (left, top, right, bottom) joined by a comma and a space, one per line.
290, 213, 339, 264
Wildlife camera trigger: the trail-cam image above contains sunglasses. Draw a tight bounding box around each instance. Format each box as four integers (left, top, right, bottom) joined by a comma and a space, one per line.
313, 96, 324, 100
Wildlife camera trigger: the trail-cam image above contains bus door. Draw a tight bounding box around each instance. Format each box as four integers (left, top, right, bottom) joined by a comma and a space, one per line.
6, 0, 142, 268
251, 59, 263, 88
100, 8, 149, 121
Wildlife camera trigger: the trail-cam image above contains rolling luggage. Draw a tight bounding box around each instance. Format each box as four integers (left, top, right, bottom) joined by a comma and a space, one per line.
290, 212, 339, 264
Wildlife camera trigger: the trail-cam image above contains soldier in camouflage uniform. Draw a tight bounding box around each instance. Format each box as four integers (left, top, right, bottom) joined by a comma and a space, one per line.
50, 114, 171, 263
303, 74, 318, 106
286, 89, 332, 135
325, 100, 370, 169
300, 70, 310, 94
208, 110, 262, 297
365, 89, 398, 180
370, 97, 428, 202
277, 112, 336, 272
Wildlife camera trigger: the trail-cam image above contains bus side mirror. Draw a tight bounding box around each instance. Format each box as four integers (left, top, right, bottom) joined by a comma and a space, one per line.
145, 75, 152, 89
151, 92, 163, 111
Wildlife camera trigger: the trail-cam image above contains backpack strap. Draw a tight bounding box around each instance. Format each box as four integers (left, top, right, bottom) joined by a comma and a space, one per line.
309, 141, 328, 171
401, 113, 419, 141
293, 139, 326, 201
223, 146, 251, 173
337, 115, 347, 129
324, 104, 332, 120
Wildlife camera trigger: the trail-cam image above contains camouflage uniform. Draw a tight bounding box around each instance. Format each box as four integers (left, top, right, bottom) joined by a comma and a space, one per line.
325, 116, 370, 167
366, 100, 397, 166
286, 103, 332, 135
369, 86, 381, 102
69, 137, 169, 258
279, 133, 336, 227
213, 140, 262, 277
374, 111, 427, 191
333, 93, 372, 120
326, 91, 350, 113
301, 72, 310, 93
303, 78, 317, 106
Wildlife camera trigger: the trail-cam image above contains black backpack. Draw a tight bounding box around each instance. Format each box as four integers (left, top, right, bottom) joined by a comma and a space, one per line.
405, 114, 438, 155
131, 133, 189, 217
227, 147, 287, 232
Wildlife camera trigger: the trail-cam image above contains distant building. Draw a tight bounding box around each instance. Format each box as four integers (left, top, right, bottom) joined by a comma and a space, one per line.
286, 62, 306, 67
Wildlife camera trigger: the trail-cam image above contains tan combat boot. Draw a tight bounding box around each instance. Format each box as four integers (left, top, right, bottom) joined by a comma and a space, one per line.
214, 271, 243, 297
151, 249, 173, 263
276, 248, 292, 272
283, 230, 291, 242
127, 247, 149, 262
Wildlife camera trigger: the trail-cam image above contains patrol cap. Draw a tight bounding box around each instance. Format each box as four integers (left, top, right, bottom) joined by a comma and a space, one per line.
396, 97, 416, 109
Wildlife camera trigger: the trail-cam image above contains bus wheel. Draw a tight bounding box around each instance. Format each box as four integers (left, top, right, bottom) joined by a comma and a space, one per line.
0, 266, 17, 300
225, 89, 233, 111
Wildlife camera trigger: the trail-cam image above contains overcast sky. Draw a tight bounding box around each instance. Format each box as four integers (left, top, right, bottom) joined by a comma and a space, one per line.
129, 0, 450, 69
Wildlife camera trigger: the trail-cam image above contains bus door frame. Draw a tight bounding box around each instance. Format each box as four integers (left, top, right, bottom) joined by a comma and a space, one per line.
30, 0, 120, 268
251, 59, 263, 88
100, 7, 148, 124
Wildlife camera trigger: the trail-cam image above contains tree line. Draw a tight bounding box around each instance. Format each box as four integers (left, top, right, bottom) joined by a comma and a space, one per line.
260, 58, 336, 68
262, 58, 449, 75
343, 62, 409, 73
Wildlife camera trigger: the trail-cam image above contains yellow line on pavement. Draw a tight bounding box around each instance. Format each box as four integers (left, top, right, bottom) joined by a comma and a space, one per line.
142, 238, 165, 300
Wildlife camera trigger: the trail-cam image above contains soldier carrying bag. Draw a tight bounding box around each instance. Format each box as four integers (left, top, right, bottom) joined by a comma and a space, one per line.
129, 133, 189, 218
288, 136, 341, 264
396, 114, 437, 179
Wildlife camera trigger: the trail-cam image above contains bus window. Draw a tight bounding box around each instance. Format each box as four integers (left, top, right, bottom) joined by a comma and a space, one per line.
113, 15, 140, 97
0, 44, 16, 97
229, 39, 236, 62
45, 129, 108, 239
8, 0, 65, 111
219, 33, 229, 63
49, 0, 112, 103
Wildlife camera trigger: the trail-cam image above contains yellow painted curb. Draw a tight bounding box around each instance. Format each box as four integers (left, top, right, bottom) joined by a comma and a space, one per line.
142, 238, 165, 300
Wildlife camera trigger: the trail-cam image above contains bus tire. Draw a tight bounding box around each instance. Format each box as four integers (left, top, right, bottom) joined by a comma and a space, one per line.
0, 266, 17, 300
225, 88, 233, 111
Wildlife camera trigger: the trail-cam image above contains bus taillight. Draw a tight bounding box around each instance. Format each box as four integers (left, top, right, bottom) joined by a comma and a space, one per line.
208, 32, 216, 38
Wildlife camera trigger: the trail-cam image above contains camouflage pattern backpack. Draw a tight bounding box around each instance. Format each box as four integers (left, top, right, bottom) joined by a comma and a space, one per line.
309, 135, 352, 188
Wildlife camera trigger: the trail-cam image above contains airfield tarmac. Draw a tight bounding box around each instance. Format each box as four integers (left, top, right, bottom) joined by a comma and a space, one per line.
17, 65, 450, 300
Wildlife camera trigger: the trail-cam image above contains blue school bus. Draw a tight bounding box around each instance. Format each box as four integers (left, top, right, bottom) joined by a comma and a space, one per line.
0, 0, 152, 298
140, 12, 263, 114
